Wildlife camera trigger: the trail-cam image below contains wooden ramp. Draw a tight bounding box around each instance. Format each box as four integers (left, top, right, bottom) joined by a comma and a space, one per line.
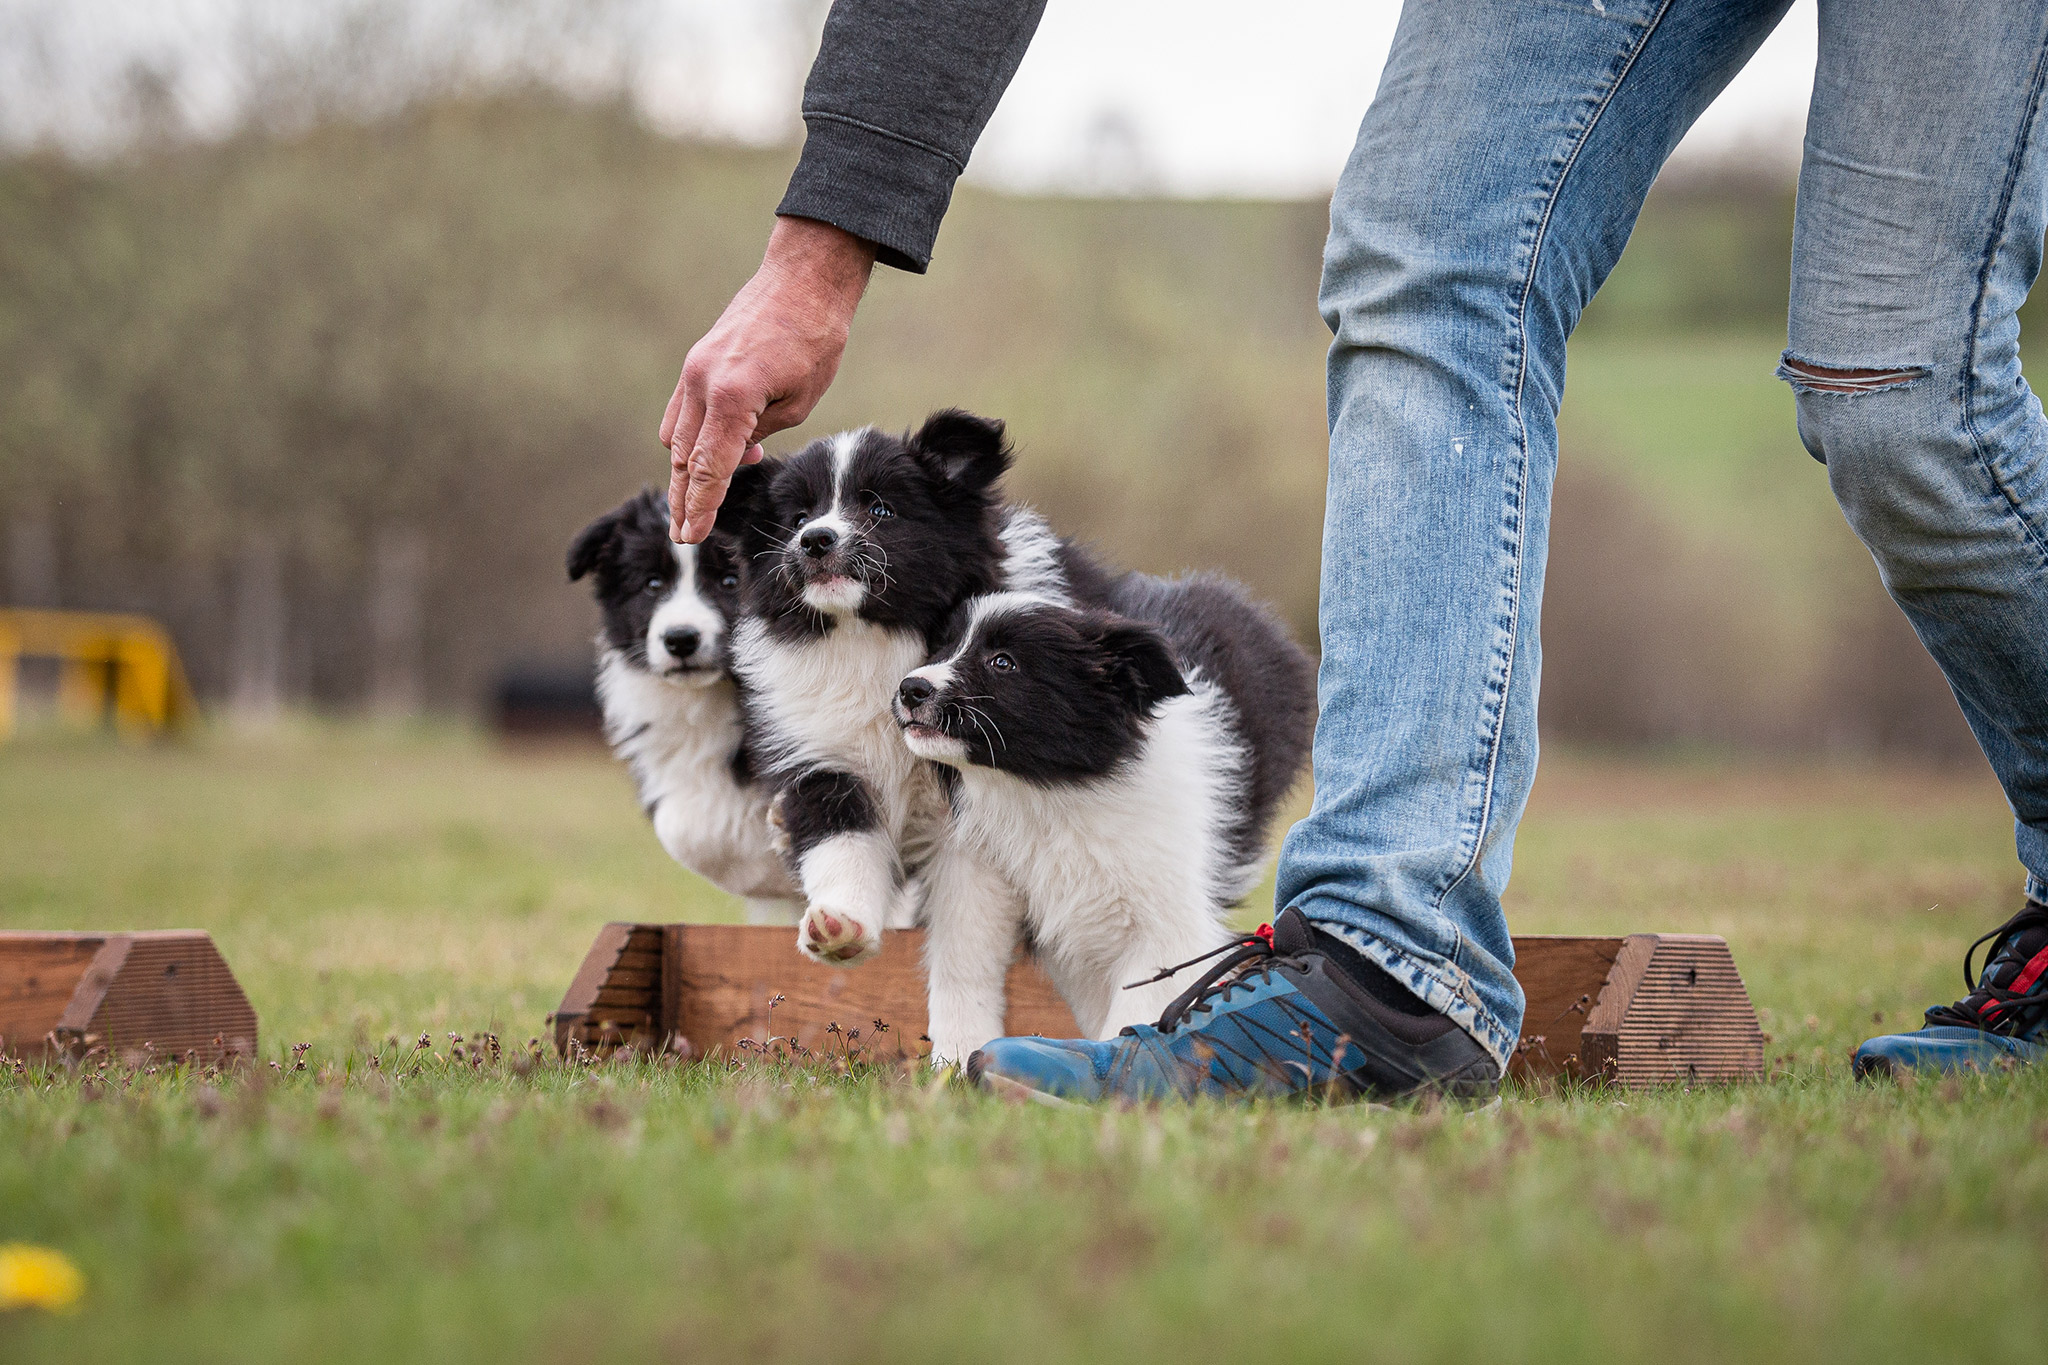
553, 924, 1764, 1088
0, 931, 258, 1062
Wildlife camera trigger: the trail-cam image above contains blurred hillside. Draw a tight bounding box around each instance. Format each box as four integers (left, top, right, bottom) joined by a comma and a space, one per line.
0, 94, 2000, 758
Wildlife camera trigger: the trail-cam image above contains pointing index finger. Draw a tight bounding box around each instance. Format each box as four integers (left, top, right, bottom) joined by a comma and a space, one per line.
677, 396, 760, 544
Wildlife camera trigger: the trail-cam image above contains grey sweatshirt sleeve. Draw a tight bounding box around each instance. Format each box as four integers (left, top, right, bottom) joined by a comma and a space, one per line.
775, 0, 1050, 273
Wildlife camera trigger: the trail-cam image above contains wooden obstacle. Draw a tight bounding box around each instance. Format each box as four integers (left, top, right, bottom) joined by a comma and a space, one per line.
552, 924, 1764, 1087
0, 931, 258, 1062
1512, 933, 1765, 1086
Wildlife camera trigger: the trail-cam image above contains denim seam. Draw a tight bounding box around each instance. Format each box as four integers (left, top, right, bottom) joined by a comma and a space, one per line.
1435, 0, 1678, 914
1959, 15, 2048, 576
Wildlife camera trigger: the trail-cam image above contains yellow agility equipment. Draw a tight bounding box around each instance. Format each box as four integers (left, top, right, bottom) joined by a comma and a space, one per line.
0, 609, 197, 741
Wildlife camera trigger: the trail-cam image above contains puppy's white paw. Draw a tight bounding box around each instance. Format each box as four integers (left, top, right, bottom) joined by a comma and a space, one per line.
923, 1005, 1003, 1070
798, 903, 882, 965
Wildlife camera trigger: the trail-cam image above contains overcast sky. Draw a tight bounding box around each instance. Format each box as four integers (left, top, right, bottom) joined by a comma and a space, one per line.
8, 0, 1821, 194
973, 0, 1818, 194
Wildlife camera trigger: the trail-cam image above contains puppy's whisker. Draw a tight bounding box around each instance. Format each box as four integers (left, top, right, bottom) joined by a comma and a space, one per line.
846, 545, 892, 593
866, 542, 896, 592
958, 702, 1008, 754
952, 703, 996, 757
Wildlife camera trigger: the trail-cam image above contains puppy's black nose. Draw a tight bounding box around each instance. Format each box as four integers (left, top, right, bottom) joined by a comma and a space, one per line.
662, 627, 700, 661
897, 676, 936, 710
799, 524, 839, 559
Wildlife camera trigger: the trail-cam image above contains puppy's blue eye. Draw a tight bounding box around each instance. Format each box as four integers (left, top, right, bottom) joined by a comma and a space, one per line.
869, 499, 894, 519
644, 577, 664, 595
720, 573, 739, 591
988, 652, 1016, 673
793, 513, 810, 528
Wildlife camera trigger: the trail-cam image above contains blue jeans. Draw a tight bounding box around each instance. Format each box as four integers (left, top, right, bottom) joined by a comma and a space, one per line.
1277, 0, 2048, 1069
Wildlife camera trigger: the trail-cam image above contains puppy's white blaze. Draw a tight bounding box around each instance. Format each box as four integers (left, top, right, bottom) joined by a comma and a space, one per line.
829, 427, 869, 509
944, 591, 1051, 661
907, 659, 956, 689
644, 542, 726, 678
823, 427, 872, 523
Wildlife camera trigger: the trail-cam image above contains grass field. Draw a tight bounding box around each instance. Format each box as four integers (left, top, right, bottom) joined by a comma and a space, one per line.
3, 727, 2046, 1362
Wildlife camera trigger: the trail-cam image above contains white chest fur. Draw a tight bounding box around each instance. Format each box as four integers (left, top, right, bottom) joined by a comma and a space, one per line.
733, 615, 946, 845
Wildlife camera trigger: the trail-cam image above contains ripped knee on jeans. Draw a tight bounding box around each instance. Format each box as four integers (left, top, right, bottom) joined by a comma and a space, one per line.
1777, 354, 1930, 395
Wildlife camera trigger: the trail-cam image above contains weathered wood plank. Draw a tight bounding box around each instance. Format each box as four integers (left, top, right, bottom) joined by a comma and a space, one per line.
0, 933, 105, 1048
653, 925, 1082, 1058
1507, 936, 1624, 1082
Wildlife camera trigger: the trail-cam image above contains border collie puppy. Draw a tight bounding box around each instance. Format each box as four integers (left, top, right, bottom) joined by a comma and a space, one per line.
717, 410, 1069, 967
894, 577, 1314, 1060
568, 489, 800, 924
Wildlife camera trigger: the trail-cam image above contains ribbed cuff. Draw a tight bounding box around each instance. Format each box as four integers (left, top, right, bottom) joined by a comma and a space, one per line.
776, 112, 963, 274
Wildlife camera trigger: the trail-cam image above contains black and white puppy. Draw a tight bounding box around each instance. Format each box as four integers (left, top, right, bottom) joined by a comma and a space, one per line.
894, 575, 1315, 1057
717, 410, 1068, 968
568, 489, 800, 923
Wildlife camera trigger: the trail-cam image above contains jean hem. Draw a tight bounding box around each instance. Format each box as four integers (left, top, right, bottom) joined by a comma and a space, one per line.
1307, 916, 1517, 1073
2028, 874, 2047, 908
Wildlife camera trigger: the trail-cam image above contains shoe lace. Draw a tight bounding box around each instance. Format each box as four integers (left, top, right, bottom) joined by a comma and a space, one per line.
1925, 903, 2048, 1036
1122, 924, 1291, 1034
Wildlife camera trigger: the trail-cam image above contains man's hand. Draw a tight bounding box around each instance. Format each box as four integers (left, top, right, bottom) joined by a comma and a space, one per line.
660, 217, 877, 543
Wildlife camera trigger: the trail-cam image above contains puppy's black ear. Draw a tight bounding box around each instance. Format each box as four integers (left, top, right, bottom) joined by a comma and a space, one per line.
712, 458, 776, 537
567, 505, 623, 582
1085, 615, 1188, 714
910, 409, 1011, 491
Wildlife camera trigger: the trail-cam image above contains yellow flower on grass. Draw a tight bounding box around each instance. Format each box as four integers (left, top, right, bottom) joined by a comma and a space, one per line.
0, 1244, 84, 1313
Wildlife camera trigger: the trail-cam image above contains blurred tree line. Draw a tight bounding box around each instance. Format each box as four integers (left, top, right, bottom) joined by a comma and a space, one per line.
0, 4, 1998, 759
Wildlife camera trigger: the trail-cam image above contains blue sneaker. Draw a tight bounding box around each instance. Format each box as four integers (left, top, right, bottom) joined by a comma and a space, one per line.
966, 908, 1500, 1104
1854, 902, 2048, 1079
